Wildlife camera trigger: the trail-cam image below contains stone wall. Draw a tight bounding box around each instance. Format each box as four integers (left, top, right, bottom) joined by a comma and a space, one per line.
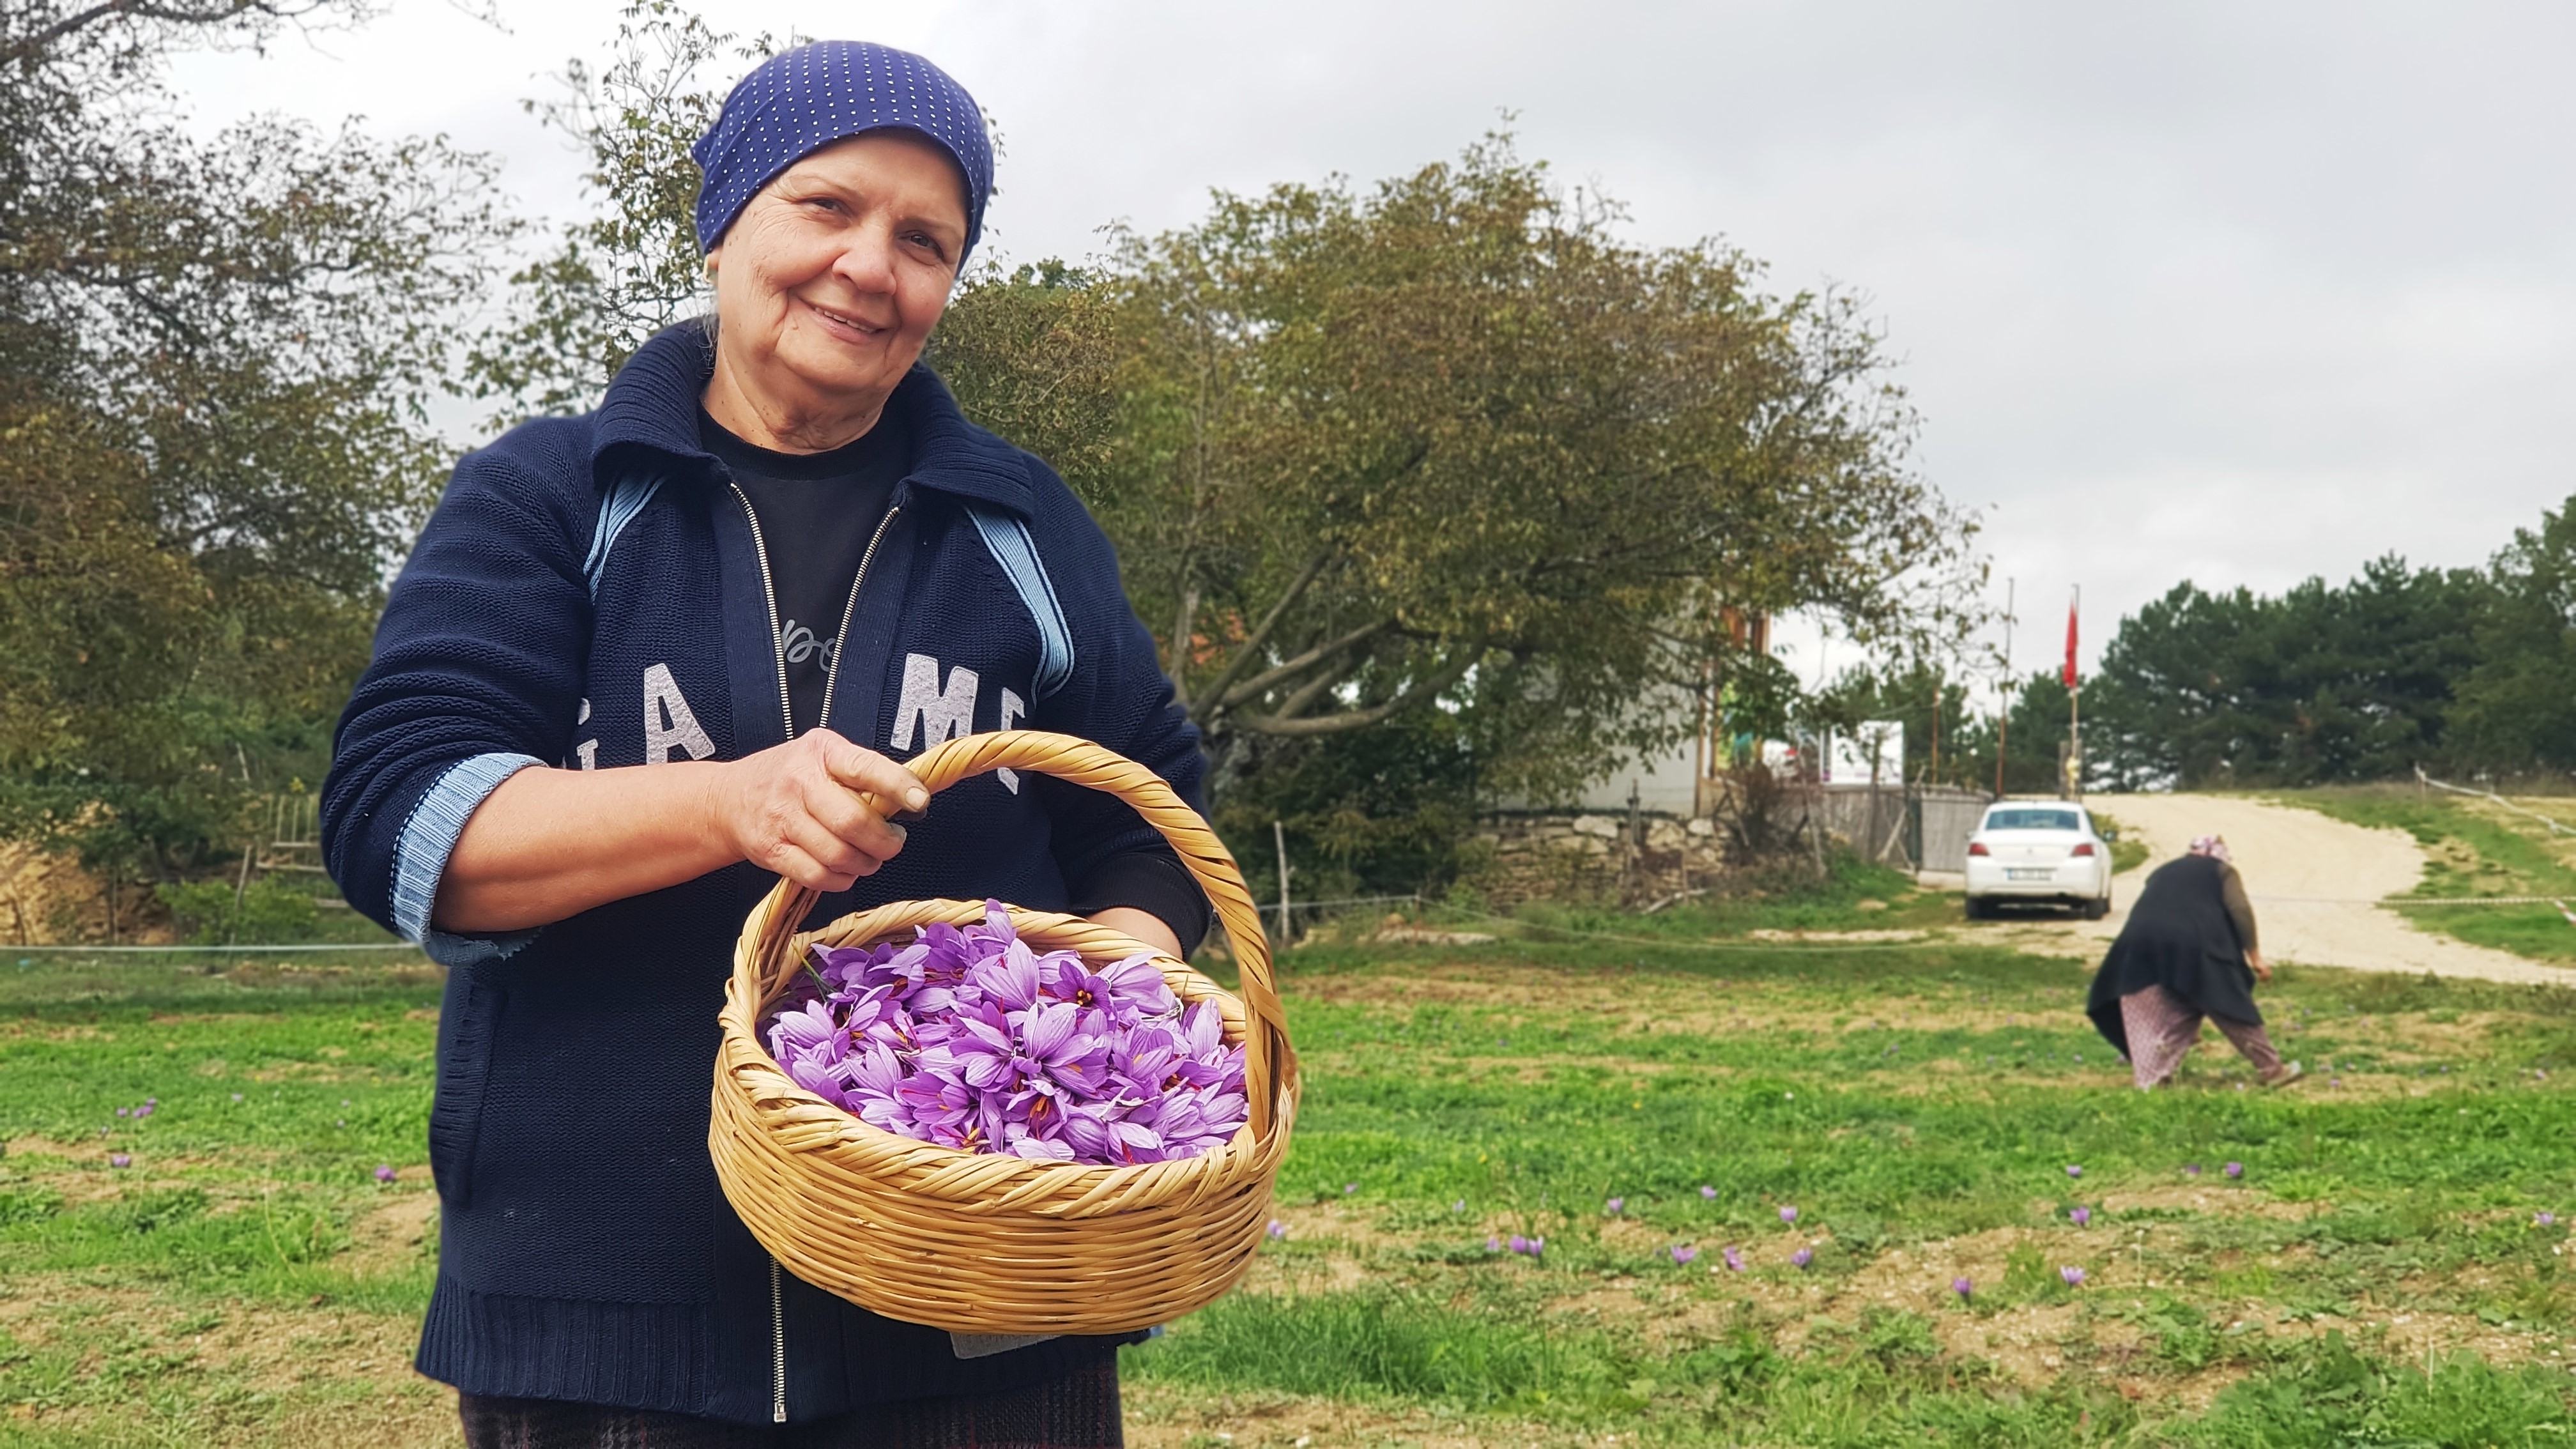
1462, 810, 1729, 910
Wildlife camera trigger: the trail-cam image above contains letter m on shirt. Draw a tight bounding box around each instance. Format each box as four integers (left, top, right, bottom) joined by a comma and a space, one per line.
891, 653, 979, 751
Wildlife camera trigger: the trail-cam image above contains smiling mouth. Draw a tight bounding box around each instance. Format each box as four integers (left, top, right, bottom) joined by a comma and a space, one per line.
803, 298, 888, 338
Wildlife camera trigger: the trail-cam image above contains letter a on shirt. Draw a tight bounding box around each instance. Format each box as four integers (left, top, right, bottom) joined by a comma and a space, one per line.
891, 653, 978, 751
642, 663, 716, 763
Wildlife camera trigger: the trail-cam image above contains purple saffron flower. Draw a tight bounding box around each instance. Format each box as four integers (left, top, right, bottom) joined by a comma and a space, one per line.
1487, 1236, 1503, 1252
1452, 1199, 1466, 1213
2065, 1165, 2082, 1179
1791, 1248, 1813, 1269
1530, 1236, 1545, 1257
1266, 1219, 1285, 1239
1700, 1184, 1717, 1199
2225, 1162, 2243, 1179
2060, 1265, 2086, 1286
146, 1097, 157, 1107
374, 1165, 395, 1183
1779, 1206, 1798, 1225
115, 1107, 127, 1117
1670, 1244, 1698, 1265
109, 1153, 130, 1168
1508, 1234, 1531, 1254
2184, 1163, 2202, 1176
1344, 1182, 1358, 1195
1952, 1276, 1972, 1300
2539, 1212, 2557, 1227
1606, 1197, 1624, 1215
1721, 1245, 1744, 1272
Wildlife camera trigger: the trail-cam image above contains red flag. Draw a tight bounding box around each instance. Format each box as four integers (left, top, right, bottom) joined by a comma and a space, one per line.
2062, 593, 2079, 688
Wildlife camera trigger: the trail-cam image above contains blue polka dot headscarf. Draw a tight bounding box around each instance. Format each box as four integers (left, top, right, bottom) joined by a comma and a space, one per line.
689, 41, 993, 263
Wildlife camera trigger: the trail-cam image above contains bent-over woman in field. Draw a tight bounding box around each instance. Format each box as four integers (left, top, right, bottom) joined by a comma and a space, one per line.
2085, 836, 2303, 1089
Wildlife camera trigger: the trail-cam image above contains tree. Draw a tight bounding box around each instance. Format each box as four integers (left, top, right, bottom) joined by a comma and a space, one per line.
468, 0, 778, 421
0, 0, 511, 887
2453, 495, 2576, 772
2082, 560, 2491, 788
935, 139, 1981, 802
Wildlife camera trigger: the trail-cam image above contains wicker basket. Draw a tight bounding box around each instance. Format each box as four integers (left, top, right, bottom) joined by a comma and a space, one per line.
709, 730, 1297, 1335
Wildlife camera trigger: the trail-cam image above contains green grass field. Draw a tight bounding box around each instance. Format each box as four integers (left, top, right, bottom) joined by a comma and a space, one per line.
11, 921, 2576, 1446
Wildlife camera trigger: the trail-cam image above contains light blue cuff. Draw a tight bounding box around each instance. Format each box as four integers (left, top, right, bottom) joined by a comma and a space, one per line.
393, 752, 544, 960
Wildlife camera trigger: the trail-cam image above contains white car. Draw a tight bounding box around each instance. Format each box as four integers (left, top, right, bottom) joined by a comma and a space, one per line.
1964, 801, 2113, 919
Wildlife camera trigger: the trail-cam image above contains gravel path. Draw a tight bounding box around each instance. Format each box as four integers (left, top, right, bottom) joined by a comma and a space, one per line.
2067, 793, 2572, 985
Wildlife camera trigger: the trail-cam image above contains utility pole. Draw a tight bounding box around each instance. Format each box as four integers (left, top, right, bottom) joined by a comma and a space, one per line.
1272, 820, 1292, 939
1995, 578, 2014, 797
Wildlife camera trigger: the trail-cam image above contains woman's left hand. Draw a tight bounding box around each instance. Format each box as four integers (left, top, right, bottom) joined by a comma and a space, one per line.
2247, 950, 2271, 981
1091, 906, 1183, 960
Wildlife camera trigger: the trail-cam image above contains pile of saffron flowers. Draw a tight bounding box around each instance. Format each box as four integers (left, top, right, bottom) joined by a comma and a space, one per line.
763, 905, 1248, 1167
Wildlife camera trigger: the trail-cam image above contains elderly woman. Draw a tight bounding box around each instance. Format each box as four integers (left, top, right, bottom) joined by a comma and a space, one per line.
323, 42, 1201, 1446
2086, 836, 2302, 1089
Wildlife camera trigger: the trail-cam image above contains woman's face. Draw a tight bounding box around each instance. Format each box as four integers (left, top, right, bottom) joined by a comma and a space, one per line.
706, 130, 969, 420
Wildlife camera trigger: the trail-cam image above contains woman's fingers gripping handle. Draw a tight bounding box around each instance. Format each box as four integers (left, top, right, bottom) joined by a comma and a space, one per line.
816, 730, 931, 822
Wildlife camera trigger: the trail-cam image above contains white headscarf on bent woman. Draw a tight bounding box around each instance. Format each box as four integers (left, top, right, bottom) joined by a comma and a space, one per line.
2187, 834, 2232, 863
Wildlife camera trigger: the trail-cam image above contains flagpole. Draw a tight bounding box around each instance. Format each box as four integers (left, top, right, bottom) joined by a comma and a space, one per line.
2066, 585, 2082, 801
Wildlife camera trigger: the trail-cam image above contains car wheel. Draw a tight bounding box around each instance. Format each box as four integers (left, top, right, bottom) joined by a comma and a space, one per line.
2082, 896, 2111, 921
1965, 896, 1993, 921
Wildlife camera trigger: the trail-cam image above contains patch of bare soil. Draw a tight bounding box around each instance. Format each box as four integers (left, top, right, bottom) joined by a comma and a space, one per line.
1125, 1383, 1528, 1449
342, 1189, 440, 1278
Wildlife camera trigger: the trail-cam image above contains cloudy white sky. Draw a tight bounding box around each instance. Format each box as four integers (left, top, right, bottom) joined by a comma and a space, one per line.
171, 1, 2576, 687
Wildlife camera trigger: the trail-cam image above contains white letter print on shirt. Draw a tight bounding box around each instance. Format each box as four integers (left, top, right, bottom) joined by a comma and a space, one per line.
890, 653, 979, 753
995, 687, 1026, 793
574, 698, 598, 770
641, 663, 716, 764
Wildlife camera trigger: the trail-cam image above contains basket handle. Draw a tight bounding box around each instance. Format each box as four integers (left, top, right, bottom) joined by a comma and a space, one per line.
740, 729, 1291, 1139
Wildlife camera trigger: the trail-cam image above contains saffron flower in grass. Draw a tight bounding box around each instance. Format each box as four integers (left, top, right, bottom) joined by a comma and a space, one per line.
1266, 1220, 1285, 1239
1952, 1276, 1972, 1300
1507, 1234, 1530, 1255
1670, 1245, 1698, 1265
1791, 1248, 1813, 1269
1606, 1197, 1623, 1215
1721, 1246, 1744, 1272
1779, 1206, 1798, 1225
2068, 1206, 2091, 1227
2065, 1165, 2082, 1179
2060, 1266, 2086, 1286
2184, 1163, 2202, 1176
2539, 1213, 2557, 1227
375, 1165, 396, 1183
2225, 1162, 2244, 1179
109, 1153, 130, 1169
1700, 1184, 1717, 1199
1487, 1236, 1502, 1252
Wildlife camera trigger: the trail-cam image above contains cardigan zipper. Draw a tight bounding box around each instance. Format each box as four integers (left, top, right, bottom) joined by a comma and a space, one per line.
814, 502, 903, 735
769, 1257, 788, 1422
729, 482, 797, 742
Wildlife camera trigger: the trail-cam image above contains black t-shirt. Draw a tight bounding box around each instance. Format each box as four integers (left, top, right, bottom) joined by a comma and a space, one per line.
698, 405, 1212, 953
699, 408, 907, 736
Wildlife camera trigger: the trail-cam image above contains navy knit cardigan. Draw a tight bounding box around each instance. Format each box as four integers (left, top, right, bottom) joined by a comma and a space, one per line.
322, 325, 1201, 1423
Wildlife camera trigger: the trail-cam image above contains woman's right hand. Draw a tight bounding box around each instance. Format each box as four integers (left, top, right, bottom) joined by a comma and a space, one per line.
2247, 950, 2270, 981
714, 730, 930, 893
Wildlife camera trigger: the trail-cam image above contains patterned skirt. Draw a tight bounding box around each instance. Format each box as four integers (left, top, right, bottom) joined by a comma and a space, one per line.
458, 1359, 1122, 1449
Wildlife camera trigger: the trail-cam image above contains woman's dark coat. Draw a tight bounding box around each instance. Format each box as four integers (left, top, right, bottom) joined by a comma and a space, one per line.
2085, 854, 2263, 1055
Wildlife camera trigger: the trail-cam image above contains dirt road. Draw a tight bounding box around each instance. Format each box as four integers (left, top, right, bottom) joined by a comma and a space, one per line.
2066, 793, 2570, 985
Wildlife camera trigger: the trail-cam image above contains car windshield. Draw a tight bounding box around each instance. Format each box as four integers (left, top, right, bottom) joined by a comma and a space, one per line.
1986, 808, 2083, 832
